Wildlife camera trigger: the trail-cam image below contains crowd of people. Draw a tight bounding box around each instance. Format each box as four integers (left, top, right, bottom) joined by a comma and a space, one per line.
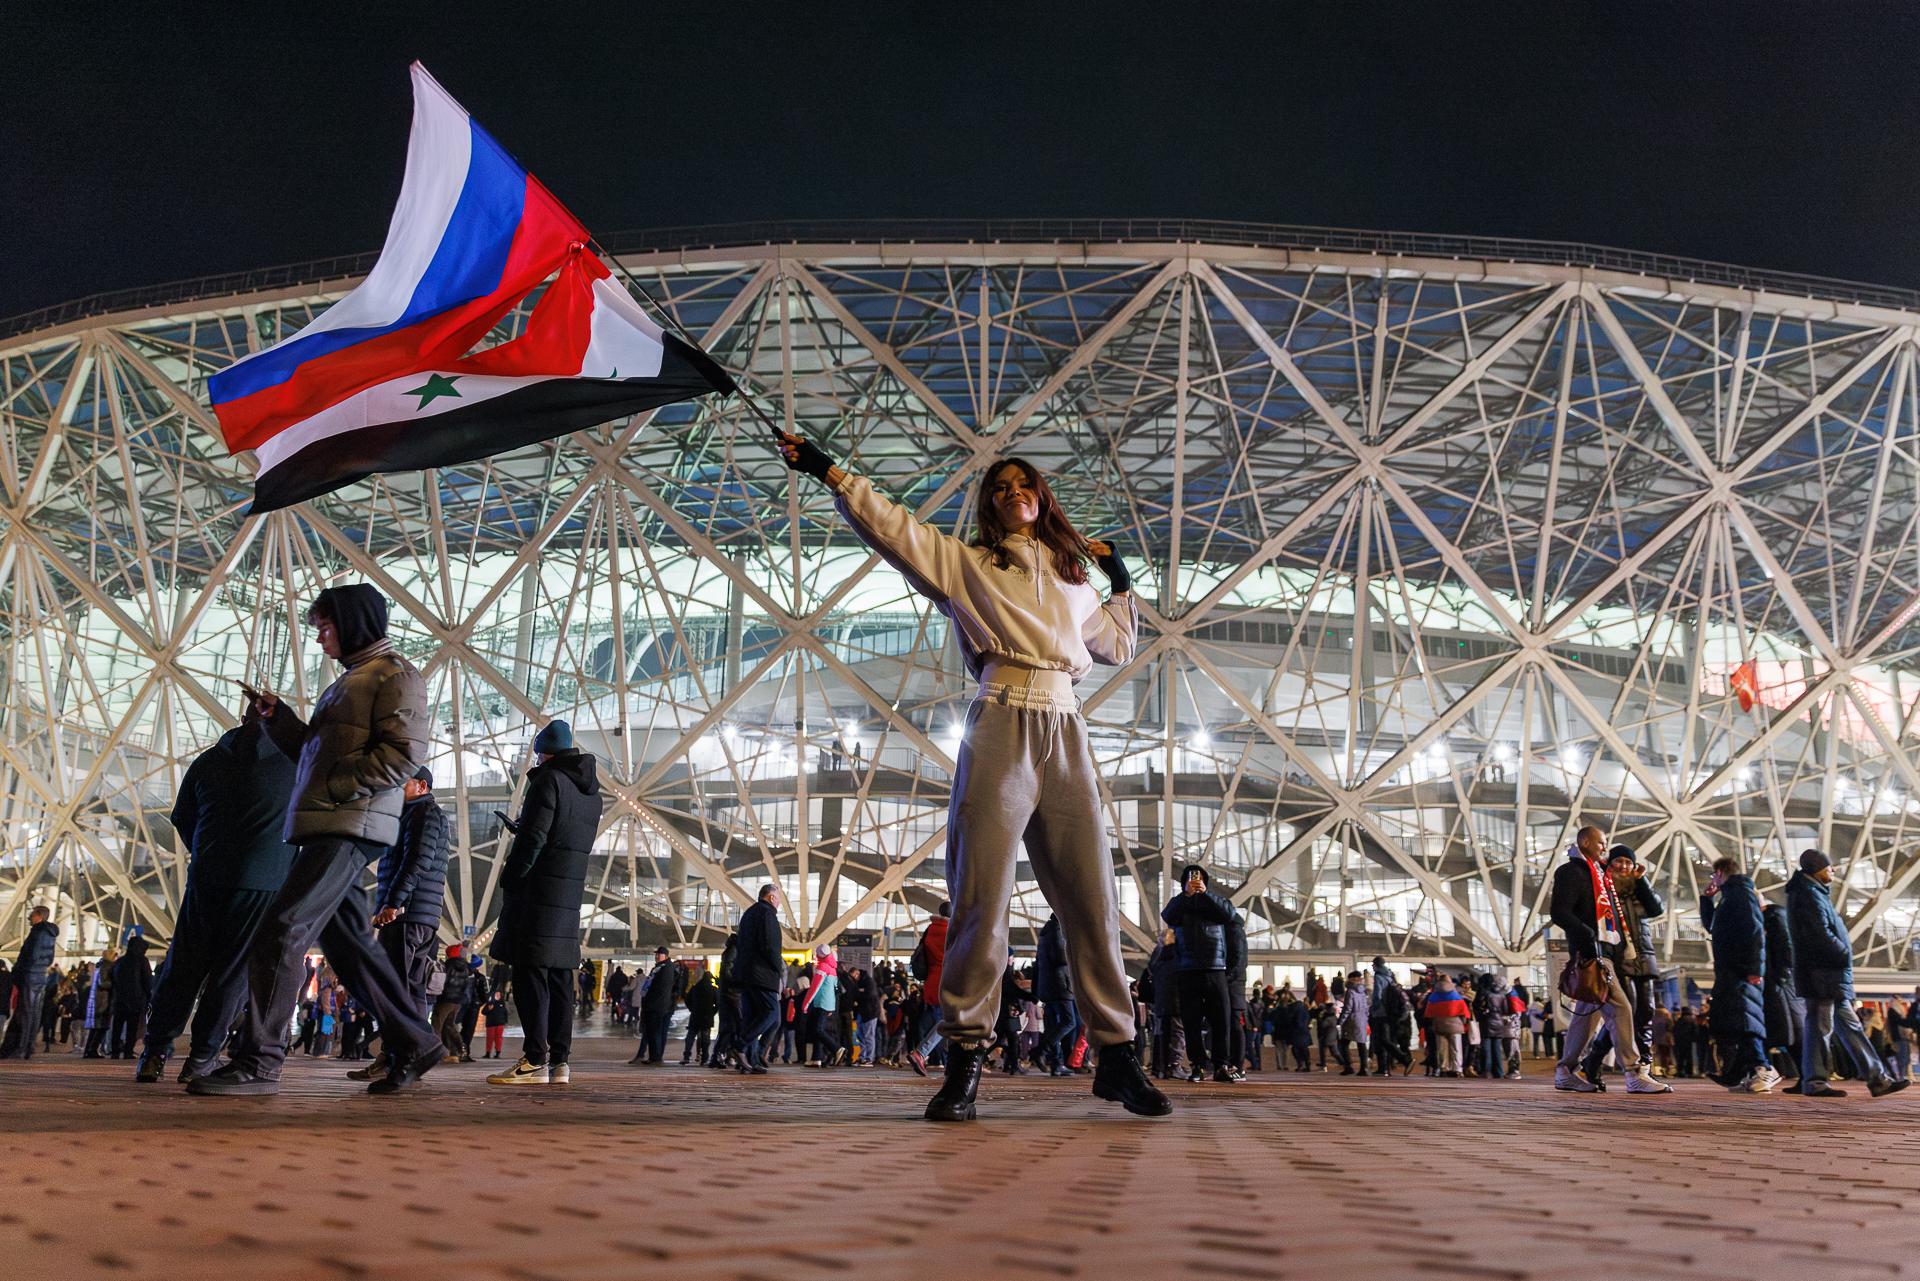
10, 824, 1920, 1105
1, 444, 1916, 1122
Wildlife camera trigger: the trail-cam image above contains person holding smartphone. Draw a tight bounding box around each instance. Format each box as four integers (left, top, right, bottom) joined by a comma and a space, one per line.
188, 584, 444, 1097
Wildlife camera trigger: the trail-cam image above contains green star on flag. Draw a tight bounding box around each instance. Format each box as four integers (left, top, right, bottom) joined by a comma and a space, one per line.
405, 373, 463, 409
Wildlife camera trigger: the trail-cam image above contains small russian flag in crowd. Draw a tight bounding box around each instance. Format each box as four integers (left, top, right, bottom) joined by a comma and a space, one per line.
211, 63, 732, 513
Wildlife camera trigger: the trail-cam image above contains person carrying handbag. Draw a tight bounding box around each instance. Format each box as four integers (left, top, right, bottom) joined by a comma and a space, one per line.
1548, 825, 1671, 1095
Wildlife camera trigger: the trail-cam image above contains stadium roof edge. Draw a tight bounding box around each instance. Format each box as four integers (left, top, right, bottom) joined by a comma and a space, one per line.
6, 217, 1919, 344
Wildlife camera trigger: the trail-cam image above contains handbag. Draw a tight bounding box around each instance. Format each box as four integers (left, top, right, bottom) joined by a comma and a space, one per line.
1558, 954, 1609, 1006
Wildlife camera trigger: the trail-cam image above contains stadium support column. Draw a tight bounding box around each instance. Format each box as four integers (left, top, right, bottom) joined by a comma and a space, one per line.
668, 846, 687, 919
512, 566, 537, 698
723, 581, 744, 695
1353, 489, 1377, 742
1138, 797, 1164, 936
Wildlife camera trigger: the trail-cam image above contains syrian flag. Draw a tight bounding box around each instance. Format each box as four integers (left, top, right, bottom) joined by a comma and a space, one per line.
250, 252, 730, 512
211, 63, 734, 514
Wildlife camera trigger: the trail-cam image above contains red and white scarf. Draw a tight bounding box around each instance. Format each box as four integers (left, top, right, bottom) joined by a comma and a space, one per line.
1587, 855, 1624, 946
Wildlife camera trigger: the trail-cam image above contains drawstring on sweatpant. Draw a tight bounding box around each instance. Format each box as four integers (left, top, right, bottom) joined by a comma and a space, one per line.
990, 681, 1063, 767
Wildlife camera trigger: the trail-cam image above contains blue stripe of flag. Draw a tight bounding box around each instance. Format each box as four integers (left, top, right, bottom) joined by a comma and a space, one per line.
210, 117, 528, 406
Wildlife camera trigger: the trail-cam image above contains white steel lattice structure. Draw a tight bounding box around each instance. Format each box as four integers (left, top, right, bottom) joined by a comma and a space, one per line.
8, 221, 1920, 976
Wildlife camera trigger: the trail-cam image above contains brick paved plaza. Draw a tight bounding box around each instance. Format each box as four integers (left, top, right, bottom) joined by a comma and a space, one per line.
2, 1034, 1917, 1281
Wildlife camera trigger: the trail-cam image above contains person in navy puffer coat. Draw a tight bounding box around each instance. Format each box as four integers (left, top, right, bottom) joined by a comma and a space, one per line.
1161, 864, 1235, 1082
1787, 850, 1907, 1098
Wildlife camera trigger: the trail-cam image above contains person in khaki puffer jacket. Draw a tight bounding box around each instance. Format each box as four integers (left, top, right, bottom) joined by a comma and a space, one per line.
189, 583, 445, 1098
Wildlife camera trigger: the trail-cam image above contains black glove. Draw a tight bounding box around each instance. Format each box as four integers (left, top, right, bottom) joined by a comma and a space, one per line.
779, 433, 835, 482
1094, 545, 1131, 594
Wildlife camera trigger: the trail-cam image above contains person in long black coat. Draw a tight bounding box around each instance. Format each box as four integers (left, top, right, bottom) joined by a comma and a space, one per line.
708, 934, 741, 1067
487, 720, 600, 1084
733, 888, 785, 1073
680, 965, 718, 1065
1760, 902, 1802, 1081
109, 935, 154, 1058
1699, 857, 1768, 1088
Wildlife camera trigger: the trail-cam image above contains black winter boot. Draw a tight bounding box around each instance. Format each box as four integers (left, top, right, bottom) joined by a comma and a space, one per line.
1093, 1041, 1173, 1117
925, 1042, 987, 1122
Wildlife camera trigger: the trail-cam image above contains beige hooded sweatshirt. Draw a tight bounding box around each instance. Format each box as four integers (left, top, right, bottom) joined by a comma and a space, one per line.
830, 473, 1136, 683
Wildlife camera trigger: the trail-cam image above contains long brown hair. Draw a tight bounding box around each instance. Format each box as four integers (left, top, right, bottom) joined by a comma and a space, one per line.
971, 458, 1089, 585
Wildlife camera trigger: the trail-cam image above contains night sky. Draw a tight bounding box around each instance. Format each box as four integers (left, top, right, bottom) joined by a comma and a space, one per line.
9, 4, 1920, 318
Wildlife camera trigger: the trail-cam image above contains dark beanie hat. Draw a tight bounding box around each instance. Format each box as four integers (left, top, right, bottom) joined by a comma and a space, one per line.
412, 765, 433, 790
1607, 844, 1637, 863
533, 720, 573, 754
1800, 849, 1832, 873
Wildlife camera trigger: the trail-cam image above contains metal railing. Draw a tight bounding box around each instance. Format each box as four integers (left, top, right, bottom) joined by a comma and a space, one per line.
7, 217, 1919, 343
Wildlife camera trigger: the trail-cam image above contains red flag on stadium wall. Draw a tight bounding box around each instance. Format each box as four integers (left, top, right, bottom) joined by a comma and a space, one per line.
1729, 660, 1759, 713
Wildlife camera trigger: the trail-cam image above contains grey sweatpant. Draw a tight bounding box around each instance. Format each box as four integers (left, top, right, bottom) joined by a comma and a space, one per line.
939, 697, 1135, 1047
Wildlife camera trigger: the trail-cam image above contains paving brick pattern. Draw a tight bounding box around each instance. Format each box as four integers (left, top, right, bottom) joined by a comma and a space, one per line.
2, 1040, 1916, 1281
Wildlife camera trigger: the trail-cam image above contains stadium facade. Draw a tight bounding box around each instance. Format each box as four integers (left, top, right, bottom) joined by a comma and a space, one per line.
5, 220, 1920, 982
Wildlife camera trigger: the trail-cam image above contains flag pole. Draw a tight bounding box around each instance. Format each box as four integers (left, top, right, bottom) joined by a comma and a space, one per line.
584, 235, 792, 447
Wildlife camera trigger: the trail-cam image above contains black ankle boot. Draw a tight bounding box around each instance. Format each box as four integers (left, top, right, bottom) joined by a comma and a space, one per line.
1093, 1041, 1173, 1117
925, 1042, 987, 1122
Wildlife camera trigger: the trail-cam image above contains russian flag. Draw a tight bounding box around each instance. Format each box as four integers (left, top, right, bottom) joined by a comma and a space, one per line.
208, 63, 731, 512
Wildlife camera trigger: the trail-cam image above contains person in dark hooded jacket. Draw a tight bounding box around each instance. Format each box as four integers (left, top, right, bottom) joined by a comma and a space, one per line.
1145, 930, 1179, 1078
0, 906, 57, 1060
136, 712, 296, 1084
1034, 914, 1078, 1075
1225, 911, 1250, 1079
680, 964, 718, 1065
1787, 849, 1907, 1098
488, 719, 600, 1085
109, 935, 154, 1058
373, 767, 449, 1015
192, 584, 443, 1098
1700, 856, 1769, 1090
708, 933, 741, 1067
632, 946, 685, 1065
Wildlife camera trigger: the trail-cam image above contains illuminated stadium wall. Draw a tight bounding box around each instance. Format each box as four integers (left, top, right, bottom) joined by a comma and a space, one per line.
6, 222, 1920, 974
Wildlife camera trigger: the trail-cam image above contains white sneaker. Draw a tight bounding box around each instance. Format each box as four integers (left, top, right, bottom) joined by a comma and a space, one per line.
1749, 1065, 1782, 1094
486, 1056, 550, 1085
550, 1062, 571, 1084
1553, 1065, 1598, 1093
1625, 1066, 1673, 1094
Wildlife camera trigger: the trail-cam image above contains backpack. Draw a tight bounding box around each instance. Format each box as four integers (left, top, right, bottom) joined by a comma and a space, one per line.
910, 935, 931, 982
